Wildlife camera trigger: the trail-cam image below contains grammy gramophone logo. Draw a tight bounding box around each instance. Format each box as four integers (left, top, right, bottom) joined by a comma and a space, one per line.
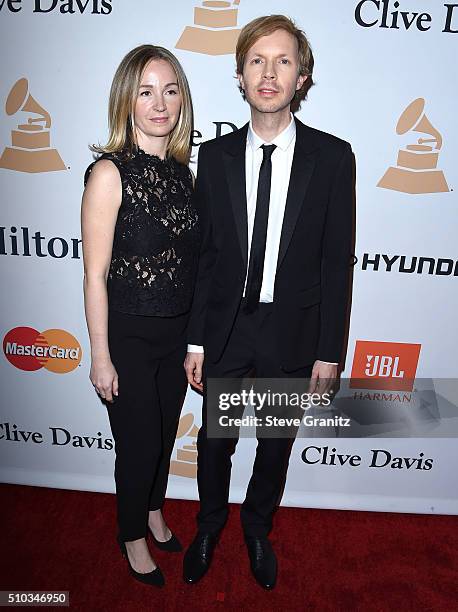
176, 0, 242, 55
169, 413, 199, 478
0, 78, 66, 173
378, 98, 449, 194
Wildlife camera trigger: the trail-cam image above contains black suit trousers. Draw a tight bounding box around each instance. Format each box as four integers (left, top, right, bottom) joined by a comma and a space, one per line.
107, 309, 188, 542
196, 300, 312, 537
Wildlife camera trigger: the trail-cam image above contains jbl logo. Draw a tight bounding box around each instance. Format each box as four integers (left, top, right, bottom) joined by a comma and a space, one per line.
351, 341, 421, 391
365, 355, 404, 378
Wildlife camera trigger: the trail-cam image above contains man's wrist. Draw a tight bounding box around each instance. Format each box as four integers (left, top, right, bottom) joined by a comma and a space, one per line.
187, 344, 204, 353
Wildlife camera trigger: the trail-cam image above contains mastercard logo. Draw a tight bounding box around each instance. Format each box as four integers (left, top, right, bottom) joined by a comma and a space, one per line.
3, 327, 82, 373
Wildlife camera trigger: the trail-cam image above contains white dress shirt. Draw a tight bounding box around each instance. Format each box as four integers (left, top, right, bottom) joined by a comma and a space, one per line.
244, 114, 296, 301
188, 115, 337, 365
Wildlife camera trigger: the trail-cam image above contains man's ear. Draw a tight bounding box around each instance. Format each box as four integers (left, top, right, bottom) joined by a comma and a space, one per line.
238, 73, 245, 91
296, 74, 307, 91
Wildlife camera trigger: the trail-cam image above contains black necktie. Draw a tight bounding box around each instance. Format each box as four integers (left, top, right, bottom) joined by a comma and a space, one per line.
244, 143, 277, 314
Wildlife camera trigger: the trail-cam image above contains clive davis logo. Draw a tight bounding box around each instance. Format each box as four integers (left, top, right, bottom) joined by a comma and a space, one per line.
0, 78, 66, 173
176, 0, 242, 55
3, 326, 81, 373
350, 340, 421, 392
378, 98, 449, 194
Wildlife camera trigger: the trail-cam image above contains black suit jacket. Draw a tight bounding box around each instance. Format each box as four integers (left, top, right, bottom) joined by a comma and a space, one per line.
188, 117, 354, 370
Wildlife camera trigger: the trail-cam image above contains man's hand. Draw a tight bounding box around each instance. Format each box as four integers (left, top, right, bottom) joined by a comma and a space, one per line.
308, 360, 337, 398
184, 352, 204, 392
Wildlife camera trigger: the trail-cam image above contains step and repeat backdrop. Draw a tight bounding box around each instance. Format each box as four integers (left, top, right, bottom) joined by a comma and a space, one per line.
1, 1, 457, 514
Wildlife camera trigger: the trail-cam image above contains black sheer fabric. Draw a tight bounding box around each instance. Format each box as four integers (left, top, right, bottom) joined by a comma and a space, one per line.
85, 147, 200, 316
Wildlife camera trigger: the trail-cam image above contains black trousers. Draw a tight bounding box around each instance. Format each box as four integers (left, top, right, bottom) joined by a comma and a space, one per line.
107, 309, 188, 542
197, 301, 313, 538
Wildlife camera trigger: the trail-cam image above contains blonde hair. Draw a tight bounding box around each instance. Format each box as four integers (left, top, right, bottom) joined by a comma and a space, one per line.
235, 15, 314, 113
92, 45, 193, 164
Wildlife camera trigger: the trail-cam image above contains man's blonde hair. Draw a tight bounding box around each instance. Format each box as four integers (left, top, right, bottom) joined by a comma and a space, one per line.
235, 15, 314, 113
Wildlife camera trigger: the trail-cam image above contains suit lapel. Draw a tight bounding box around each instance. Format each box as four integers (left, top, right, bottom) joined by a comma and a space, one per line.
221, 120, 317, 269
222, 123, 249, 266
277, 119, 317, 270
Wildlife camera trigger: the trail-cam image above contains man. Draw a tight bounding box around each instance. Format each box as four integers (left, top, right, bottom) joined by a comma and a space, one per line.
183, 15, 353, 589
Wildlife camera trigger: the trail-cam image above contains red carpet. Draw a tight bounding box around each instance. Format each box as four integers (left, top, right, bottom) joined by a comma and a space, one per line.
2, 483, 457, 611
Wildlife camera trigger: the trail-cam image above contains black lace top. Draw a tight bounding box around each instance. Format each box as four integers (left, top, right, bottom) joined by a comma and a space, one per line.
85, 147, 200, 317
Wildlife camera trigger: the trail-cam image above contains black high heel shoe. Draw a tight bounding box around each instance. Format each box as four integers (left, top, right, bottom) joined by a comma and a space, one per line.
117, 536, 165, 587
148, 526, 183, 553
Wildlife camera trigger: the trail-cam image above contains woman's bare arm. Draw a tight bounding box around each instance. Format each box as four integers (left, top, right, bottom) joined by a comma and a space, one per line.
81, 159, 122, 402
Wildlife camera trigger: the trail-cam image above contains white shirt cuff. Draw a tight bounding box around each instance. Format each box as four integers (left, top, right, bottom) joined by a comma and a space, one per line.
187, 344, 204, 353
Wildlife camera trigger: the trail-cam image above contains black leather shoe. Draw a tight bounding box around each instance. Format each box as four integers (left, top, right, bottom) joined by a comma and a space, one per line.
245, 536, 277, 589
183, 532, 217, 584
117, 536, 165, 587
149, 526, 182, 552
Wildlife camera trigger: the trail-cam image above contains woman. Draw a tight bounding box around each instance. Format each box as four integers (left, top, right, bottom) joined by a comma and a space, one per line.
81, 45, 199, 587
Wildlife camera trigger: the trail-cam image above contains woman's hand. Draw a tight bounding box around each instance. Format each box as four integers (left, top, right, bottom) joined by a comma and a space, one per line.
90, 359, 119, 403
